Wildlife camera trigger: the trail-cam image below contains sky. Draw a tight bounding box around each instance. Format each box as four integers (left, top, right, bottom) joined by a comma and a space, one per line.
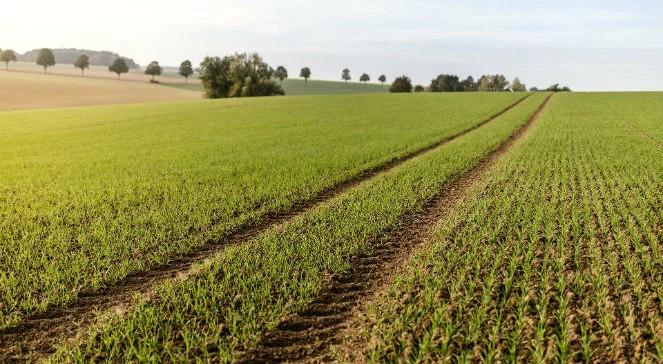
3, 0, 663, 91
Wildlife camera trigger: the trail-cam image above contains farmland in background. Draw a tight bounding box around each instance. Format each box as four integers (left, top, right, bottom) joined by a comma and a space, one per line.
6, 62, 388, 96
6, 62, 184, 83
165, 78, 388, 95
0, 71, 199, 110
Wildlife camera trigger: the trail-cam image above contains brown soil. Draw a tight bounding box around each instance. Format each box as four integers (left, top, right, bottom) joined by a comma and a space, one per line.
238, 94, 553, 363
0, 71, 198, 111
0, 96, 531, 361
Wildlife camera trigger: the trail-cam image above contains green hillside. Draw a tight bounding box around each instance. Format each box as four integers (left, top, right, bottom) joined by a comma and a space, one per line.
163, 78, 388, 96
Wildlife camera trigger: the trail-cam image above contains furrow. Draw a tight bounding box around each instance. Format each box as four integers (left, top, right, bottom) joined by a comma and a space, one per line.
239, 94, 553, 363
0, 96, 531, 360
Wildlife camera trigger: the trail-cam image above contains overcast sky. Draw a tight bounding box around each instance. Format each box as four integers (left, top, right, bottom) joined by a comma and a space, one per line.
3, 0, 663, 90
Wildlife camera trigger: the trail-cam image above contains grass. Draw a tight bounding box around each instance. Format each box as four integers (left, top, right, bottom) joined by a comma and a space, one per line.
0, 71, 198, 110
163, 78, 388, 96
49, 93, 549, 362
0, 92, 525, 330
358, 92, 663, 362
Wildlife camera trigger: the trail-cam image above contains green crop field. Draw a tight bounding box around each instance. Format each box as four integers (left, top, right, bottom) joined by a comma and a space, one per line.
0, 91, 660, 363
358, 92, 663, 362
0, 92, 522, 331
163, 78, 388, 96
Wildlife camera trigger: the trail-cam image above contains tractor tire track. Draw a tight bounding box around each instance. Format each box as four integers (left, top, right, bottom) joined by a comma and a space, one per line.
0, 95, 531, 361
238, 94, 553, 363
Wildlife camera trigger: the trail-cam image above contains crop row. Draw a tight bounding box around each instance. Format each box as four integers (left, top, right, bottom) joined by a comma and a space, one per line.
0, 92, 524, 329
358, 92, 662, 362
47, 94, 550, 361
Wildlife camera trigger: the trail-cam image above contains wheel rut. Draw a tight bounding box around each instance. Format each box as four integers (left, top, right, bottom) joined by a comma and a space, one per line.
238, 94, 553, 363
0, 96, 531, 361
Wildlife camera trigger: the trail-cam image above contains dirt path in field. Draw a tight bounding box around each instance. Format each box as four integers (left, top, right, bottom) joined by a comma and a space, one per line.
238, 93, 554, 363
0, 95, 531, 361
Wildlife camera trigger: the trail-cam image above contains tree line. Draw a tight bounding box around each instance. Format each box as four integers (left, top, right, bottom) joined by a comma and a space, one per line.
1, 47, 571, 96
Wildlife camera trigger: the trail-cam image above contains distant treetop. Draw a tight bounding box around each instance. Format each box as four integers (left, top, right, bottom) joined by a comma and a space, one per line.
145, 61, 163, 81
179, 60, 194, 83
300, 67, 311, 82
390, 75, 413, 93
109, 58, 129, 79
36, 48, 56, 74
16, 48, 139, 68
74, 54, 90, 76
0, 49, 17, 70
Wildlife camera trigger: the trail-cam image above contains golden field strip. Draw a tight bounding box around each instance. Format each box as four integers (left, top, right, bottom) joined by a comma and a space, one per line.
0, 71, 199, 110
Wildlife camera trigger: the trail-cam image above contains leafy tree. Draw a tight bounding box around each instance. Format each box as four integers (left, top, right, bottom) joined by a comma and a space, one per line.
414, 85, 425, 92
460, 76, 477, 91
108, 58, 129, 79
389, 75, 413, 93
178, 60, 194, 83
36, 48, 56, 74
300, 67, 311, 83
511, 77, 527, 92
546, 83, 571, 92
529, 86, 539, 92
0, 49, 17, 70
274, 66, 288, 82
360, 73, 370, 84
199, 53, 285, 98
199, 56, 232, 98
342, 68, 351, 82
74, 54, 89, 76
478, 74, 509, 91
145, 61, 163, 81
378, 74, 387, 85
430, 74, 462, 92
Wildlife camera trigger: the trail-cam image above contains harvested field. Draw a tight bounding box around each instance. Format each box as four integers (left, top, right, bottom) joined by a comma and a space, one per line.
0, 71, 199, 110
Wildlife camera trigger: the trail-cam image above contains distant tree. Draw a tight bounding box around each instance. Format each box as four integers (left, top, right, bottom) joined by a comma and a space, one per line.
511, 77, 527, 92
478, 74, 509, 91
274, 66, 288, 82
342, 68, 351, 82
430, 74, 462, 92
108, 58, 129, 79
178, 60, 194, 83
414, 85, 425, 92
460, 76, 477, 91
36, 48, 56, 74
300, 67, 311, 83
199, 53, 284, 98
529, 86, 539, 92
546, 83, 571, 92
360, 73, 370, 84
199, 56, 232, 98
74, 54, 89, 76
389, 75, 413, 93
145, 61, 163, 82
0, 49, 17, 70
378, 74, 387, 85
